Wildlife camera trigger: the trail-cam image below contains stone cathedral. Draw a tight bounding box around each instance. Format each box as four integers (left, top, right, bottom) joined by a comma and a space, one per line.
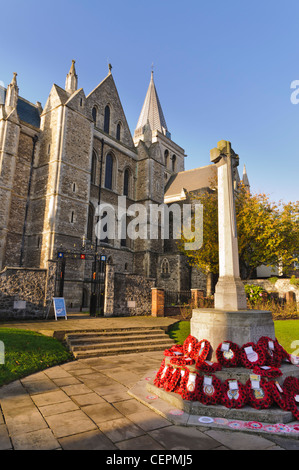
0, 61, 249, 311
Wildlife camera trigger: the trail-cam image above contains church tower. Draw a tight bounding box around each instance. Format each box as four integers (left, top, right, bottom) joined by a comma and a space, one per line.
133, 71, 186, 277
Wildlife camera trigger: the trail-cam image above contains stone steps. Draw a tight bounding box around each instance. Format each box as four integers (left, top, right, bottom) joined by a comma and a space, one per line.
66, 327, 175, 359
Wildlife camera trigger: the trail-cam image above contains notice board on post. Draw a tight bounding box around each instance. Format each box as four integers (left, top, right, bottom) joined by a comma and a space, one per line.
53, 298, 67, 320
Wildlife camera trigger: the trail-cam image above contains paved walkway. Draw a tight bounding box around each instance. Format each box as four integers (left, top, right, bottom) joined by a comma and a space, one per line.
0, 315, 298, 450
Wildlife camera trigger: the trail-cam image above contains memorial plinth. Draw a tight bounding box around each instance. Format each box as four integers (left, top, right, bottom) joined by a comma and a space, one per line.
191, 141, 275, 356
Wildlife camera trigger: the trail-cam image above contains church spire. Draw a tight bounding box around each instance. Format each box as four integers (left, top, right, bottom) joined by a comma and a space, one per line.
134, 70, 170, 144
65, 60, 78, 94
5, 72, 19, 112
242, 164, 250, 189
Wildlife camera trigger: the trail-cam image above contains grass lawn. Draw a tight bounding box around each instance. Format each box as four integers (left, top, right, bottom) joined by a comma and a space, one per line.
0, 328, 73, 386
168, 319, 299, 355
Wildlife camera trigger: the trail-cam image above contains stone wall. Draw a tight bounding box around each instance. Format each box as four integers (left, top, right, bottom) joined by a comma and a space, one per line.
0, 262, 56, 319
104, 264, 155, 316
243, 278, 299, 308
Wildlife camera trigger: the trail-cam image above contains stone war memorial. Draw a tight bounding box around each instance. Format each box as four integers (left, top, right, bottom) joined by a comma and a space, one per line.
140, 140, 299, 429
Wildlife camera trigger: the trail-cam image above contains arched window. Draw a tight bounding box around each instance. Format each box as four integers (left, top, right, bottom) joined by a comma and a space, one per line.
105, 153, 113, 189
92, 106, 97, 124
91, 150, 97, 184
172, 155, 176, 172
164, 150, 169, 168
123, 168, 130, 197
116, 122, 121, 141
104, 105, 110, 134
161, 258, 170, 274
87, 204, 95, 240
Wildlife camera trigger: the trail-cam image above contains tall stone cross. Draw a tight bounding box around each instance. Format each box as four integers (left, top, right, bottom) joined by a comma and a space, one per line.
210, 140, 247, 311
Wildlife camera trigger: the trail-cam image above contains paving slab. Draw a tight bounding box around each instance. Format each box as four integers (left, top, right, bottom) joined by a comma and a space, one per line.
44, 410, 97, 439
116, 435, 165, 451
59, 429, 117, 450
11, 428, 60, 451
99, 417, 146, 442
204, 429, 280, 450
82, 402, 123, 425
149, 425, 222, 450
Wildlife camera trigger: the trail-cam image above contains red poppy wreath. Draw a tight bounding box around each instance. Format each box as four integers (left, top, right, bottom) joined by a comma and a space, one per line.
283, 376, 299, 421
196, 360, 222, 373
163, 366, 181, 392
195, 339, 211, 363
252, 365, 282, 379
221, 379, 248, 409
246, 377, 273, 409
170, 355, 195, 367
183, 335, 199, 359
268, 380, 290, 412
154, 361, 172, 388
216, 341, 241, 368
197, 374, 223, 406
164, 345, 184, 357
180, 371, 201, 401
257, 336, 283, 367
240, 342, 266, 369
176, 367, 189, 395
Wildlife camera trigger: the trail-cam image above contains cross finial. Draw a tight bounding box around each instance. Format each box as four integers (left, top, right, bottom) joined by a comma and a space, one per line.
108, 63, 112, 74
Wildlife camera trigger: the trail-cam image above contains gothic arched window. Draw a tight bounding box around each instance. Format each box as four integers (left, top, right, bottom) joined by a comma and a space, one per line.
123, 168, 130, 197
92, 106, 97, 124
87, 204, 95, 240
161, 258, 170, 274
104, 105, 110, 134
116, 122, 121, 141
91, 150, 97, 184
105, 153, 113, 190
172, 155, 176, 172
164, 150, 169, 167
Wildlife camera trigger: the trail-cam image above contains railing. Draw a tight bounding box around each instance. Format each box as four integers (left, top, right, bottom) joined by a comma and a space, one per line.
164, 290, 192, 307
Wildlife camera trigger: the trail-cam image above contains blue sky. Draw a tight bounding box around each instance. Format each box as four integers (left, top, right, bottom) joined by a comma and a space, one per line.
1, 0, 299, 203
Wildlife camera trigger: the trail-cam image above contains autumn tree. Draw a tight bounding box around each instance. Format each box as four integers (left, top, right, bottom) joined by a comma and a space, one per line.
178, 182, 299, 283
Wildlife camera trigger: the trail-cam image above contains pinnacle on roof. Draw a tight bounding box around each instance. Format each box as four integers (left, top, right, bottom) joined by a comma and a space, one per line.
65, 60, 78, 94
135, 70, 170, 139
242, 164, 250, 188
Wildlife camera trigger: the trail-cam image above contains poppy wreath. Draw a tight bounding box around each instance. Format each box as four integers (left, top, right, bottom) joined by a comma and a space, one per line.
245, 378, 273, 409
221, 379, 248, 409
257, 336, 284, 367
195, 339, 211, 364
176, 367, 189, 395
154, 361, 173, 388
197, 374, 223, 406
283, 376, 299, 421
252, 365, 282, 379
196, 360, 222, 373
267, 380, 290, 412
170, 355, 195, 367
163, 367, 181, 392
183, 335, 199, 359
164, 345, 184, 357
215, 341, 241, 368
180, 371, 201, 401
240, 342, 267, 369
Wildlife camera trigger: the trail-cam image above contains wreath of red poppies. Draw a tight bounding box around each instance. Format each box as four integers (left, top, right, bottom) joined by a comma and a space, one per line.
221, 379, 248, 409
170, 355, 195, 367
196, 360, 222, 373
195, 339, 211, 363
252, 365, 282, 379
197, 374, 223, 405
163, 367, 181, 392
283, 376, 299, 421
257, 336, 284, 367
154, 361, 173, 388
164, 345, 184, 357
180, 371, 201, 401
215, 341, 241, 368
267, 380, 290, 412
176, 367, 189, 395
245, 377, 273, 409
183, 335, 199, 359
240, 342, 267, 369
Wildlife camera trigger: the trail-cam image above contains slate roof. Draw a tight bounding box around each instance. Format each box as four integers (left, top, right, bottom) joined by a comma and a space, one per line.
135, 71, 169, 136
164, 164, 217, 200
0, 85, 41, 128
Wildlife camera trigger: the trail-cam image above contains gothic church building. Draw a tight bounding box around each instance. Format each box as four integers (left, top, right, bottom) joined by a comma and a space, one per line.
0, 62, 248, 310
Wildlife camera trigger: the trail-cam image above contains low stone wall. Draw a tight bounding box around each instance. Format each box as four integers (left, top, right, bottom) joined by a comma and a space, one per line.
0, 262, 56, 319
104, 264, 155, 316
243, 278, 299, 308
